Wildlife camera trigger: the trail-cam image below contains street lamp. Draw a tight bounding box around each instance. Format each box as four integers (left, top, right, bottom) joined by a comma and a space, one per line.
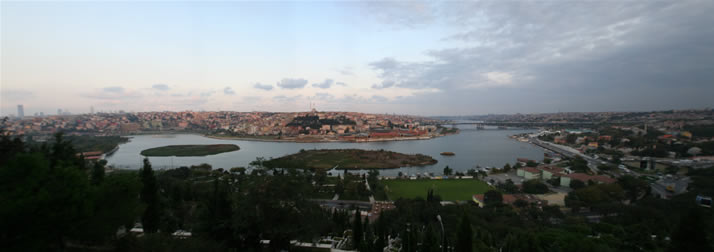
436, 215, 446, 252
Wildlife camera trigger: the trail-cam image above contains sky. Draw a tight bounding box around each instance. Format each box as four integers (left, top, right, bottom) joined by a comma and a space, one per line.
2, 0, 713, 116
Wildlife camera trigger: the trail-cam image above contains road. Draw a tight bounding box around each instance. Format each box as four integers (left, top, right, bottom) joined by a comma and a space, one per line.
530, 138, 640, 178
364, 177, 376, 204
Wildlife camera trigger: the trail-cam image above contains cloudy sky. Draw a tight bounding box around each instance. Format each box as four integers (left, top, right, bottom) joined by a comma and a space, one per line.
2, 1, 713, 116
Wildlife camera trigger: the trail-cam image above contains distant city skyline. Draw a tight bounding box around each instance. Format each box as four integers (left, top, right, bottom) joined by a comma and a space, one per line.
2, 1, 714, 116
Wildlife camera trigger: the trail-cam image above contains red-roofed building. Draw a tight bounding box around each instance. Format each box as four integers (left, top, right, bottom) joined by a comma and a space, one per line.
369, 131, 399, 138
472, 194, 543, 208
77, 151, 103, 161
658, 134, 674, 139
598, 135, 612, 141
538, 165, 565, 180
517, 167, 541, 180
560, 173, 616, 187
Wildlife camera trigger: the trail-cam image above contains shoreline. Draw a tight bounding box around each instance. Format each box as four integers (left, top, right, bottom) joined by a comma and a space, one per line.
204, 133, 455, 143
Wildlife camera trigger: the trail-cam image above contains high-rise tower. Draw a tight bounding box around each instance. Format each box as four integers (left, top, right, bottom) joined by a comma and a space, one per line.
17, 105, 24, 118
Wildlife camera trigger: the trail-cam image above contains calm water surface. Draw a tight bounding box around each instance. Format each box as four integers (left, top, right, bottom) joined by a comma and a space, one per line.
106, 126, 545, 176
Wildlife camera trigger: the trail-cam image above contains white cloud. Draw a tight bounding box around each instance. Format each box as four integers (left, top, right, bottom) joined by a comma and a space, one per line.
277, 78, 308, 89
254, 83, 274, 91
224, 87, 235, 95
152, 84, 170, 91
312, 79, 334, 89
484, 72, 513, 85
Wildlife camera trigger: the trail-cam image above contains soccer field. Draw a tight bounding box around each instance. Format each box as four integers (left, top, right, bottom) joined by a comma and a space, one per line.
382, 179, 492, 201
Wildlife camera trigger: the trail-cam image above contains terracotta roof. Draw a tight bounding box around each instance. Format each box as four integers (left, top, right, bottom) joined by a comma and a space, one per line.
538, 165, 564, 174
564, 173, 616, 184
77, 151, 103, 157
521, 167, 540, 174
502, 194, 518, 204
473, 194, 530, 205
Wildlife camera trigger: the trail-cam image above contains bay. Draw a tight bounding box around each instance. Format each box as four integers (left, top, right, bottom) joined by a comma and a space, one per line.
105, 126, 545, 176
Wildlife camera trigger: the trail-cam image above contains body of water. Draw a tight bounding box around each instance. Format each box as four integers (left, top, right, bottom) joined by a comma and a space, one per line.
105, 126, 545, 176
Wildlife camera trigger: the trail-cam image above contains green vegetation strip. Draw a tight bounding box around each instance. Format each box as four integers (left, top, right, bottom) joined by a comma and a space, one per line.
382, 179, 491, 201
261, 149, 437, 170
141, 144, 239, 157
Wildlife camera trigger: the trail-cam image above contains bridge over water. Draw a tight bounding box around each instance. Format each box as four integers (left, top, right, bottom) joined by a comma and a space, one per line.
443, 121, 597, 129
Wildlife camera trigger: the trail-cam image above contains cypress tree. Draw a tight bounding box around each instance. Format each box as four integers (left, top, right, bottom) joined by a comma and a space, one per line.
140, 158, 160, 233
91, 161, 104, 185
352, 208, 363, 250
420, 224, 439, 252
364, 217, 374, 251
456, 214, 473, 252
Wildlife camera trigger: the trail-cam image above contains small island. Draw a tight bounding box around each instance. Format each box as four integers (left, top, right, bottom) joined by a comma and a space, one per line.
260, 149, 437, 170
140, 144, 240, 157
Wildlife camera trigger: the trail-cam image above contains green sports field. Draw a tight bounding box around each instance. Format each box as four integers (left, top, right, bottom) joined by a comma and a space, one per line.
382, 179, 491, 201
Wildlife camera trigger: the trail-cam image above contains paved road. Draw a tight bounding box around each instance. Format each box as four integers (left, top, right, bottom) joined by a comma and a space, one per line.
364, 177, 376, 204
530, 138, 641, 178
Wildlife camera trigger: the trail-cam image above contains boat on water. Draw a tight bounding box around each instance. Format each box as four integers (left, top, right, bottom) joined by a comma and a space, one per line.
440, 152, 455, 156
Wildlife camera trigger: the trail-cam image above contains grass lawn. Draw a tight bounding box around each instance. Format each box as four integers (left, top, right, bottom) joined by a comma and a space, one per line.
141, 144, 239, 157
382, 179, 491, 201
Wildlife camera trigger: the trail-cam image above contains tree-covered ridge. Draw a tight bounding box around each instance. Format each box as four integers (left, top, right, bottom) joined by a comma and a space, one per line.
0, 133, 141, 251
286, 115, 357, 129
1, 130, 713, 251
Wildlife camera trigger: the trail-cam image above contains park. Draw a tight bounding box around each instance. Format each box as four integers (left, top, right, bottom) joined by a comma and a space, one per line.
382, 178, 491, 201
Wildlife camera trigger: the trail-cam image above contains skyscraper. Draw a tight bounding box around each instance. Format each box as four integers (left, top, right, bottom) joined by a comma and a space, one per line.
17, 105, 24, 118
58, 109, 62, 115
90, 106, 94, 114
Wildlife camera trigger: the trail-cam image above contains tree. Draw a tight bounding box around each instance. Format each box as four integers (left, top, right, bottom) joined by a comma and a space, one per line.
484, 190, 503, 206
443, 166, 453, 176
617, 175, 649, 202
668, 207, 713, 252
0, 152, 92, 250
466, 169, 478, 177
526, 160, 539, 167
570, 179, 586, 190
352, 208, 363, 250
364, 216, 374, 251
335, 175, 345, 195
503, 163, 512, 172
76, 172, 142, 243
522, 180, 549, 194
597, 164, 613, 171
496, 179, 519, 193
456, 214, 473, 252
91, 161, 105, 185
140, 158, 160, 233
514, 199, 529, 208
420, 224, 439, 252
570, 155, 589, 172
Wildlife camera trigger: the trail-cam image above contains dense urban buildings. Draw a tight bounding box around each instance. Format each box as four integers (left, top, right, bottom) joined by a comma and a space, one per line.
1, 110, 448, 142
